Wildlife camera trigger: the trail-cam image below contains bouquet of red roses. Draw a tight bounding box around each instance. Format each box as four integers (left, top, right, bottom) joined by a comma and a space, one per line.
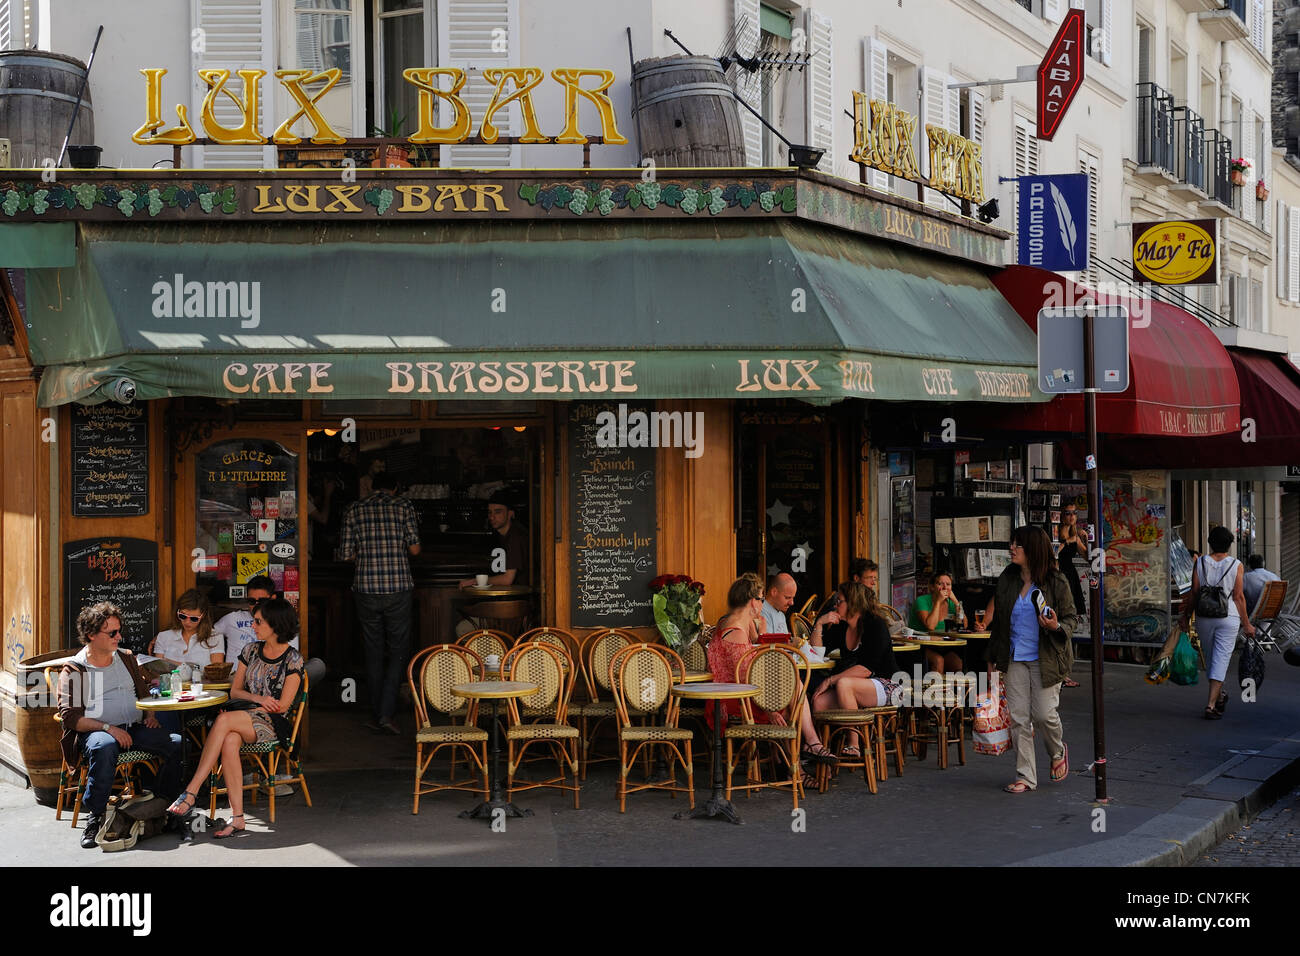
649, 574, 705, 648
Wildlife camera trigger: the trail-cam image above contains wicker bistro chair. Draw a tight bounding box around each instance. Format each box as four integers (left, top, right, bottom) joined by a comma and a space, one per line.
457, 629, 512, 677
797, 595, 820, 618
1249, 580, 1290, 652
516, 626, 577, 659
681, 638, 708, 672
206, 673, 312, 823
724, 645, 810, 809
790, 613, 814, 646
902, 675, 970, 770
46, 667, 159, 827
502, 641, 581, 808
607, 643, 695, 813
574, 628, 634, 779
813, 708, 879, 795
405, 644, 489, 815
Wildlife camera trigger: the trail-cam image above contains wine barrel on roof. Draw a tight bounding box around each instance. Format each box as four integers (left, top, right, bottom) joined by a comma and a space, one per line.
632, 56, 747, 168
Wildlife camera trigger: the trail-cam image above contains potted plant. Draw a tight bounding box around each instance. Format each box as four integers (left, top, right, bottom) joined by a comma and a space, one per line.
649, 574, 705, 650
370, 107, 412, 168
1256, 179, 1269, 201
1229, 157, 1251, 187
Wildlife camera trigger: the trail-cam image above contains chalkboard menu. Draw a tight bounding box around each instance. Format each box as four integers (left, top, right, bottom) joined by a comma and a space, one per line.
568, 403, 657, 627
71, 403, 149, 516
64, 538, 159, 654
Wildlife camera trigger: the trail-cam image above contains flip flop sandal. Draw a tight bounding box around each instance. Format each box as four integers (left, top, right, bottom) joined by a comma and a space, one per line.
1203, 707, 1222, 720
802, 745, 839, 767
1215, 691, 1229, 715
213, 814, 249, 839
1003, 780, 1035, 793
166, 790, 196, 818
1050, 744, 1069, 782
1062, 678, 1080, 688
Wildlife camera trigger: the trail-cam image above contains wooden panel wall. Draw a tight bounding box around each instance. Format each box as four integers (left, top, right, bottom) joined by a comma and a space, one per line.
1, 384, 47, 673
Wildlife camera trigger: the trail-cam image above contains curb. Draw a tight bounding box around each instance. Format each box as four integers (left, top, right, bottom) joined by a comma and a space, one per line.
1009, 730, 1300, 867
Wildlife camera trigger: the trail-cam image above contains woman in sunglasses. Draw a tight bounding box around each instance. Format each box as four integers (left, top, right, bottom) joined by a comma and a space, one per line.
150, 588, 224, 668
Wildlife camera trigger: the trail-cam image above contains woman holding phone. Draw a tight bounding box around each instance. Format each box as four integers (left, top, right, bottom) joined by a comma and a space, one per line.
908, 571, 965, 674
984, 526, 1078, 793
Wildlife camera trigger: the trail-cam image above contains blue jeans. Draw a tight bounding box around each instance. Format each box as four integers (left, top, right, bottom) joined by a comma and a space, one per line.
82, 714, 182, 815
354, 589, 413, 722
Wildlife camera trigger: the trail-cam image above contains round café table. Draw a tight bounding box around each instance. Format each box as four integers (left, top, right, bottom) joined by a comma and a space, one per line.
136, 691, 229, 842
682, 669, 714, 683
669, 682, 758, 825
451, 681, 538, 824
795, 658, 834, 671
891, 642, 922, 653
458, 585, 534, 598
183, 681, 232, 691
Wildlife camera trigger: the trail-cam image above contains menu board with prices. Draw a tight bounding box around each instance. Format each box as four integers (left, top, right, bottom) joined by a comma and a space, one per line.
195, 439, 300, 606
64, 538, 158, 654
567, 403, 657, 627
71, 403, 149, 517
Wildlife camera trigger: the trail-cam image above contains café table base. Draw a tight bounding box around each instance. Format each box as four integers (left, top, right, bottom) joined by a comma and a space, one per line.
459, 798, 534, 821
459, 695, 532, 825
674, 699, 742, 825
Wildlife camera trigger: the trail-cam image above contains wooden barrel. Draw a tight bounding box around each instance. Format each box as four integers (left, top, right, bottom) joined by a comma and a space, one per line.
0, 50, 95, 168
15, 649, 77, 806
632, 56, 747, 168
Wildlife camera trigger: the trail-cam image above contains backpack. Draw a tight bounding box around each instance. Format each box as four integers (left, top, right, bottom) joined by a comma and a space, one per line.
1195, 556, 1236, 619
96, 792, 170, 852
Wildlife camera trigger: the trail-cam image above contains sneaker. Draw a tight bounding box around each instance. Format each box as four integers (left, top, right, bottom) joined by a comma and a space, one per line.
80, 813, 103, 850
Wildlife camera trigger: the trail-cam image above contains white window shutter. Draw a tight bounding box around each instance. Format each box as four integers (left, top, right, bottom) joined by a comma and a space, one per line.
730, 0, 762, 166
1253, 0, 1266, 56
920, 66, 950, 208
0, 2, 10, 51
1277, 201, 1288, 300
1100, 0, 1112, 66
191, 0, 276, 169
1078, 149, 1099, 287
1044, 0, 1063, 22
970, 88, 985, 145
806, 9, 834, 176
438, 0, 517, 168
1289, 206, 1300, 303
1261, 135, 1269, 234
1013, 117, 1030, 262
862, 36, 889, 192
1242, 115, 1255, 225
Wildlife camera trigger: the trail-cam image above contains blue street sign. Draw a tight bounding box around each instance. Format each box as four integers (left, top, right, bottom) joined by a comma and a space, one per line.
1018, 173, 1089, 271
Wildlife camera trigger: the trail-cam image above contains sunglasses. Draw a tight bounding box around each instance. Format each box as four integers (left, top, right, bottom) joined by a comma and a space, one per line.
99, 628, 122, 638
177, 612, 203, 623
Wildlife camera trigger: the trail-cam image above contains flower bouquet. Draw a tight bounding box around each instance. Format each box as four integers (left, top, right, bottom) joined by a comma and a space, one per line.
1229, 157, 1251, 186
649, 574, 705, 649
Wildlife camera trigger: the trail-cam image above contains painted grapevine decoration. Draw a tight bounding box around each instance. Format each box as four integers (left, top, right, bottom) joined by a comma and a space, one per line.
517, 180, 797, 216
0, 181, 238, 218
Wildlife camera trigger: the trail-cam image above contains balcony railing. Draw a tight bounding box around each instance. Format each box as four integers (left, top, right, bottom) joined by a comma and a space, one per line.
1203, 129, 1233, 205
1172, 106, 1205, 190
1136, 83, 1175, 172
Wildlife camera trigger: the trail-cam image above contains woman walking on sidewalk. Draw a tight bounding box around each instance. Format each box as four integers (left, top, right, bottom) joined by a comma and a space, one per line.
985, 526, 1078, 793
1178, 526, 1255, 720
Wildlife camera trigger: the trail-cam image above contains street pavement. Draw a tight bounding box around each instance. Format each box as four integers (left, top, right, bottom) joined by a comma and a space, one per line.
1195, 784, 1300, 867
3, 655, 1298, 867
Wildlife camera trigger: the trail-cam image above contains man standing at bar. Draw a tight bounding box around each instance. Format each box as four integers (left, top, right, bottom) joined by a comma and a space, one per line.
338, 471, 420, 736
760, 573, 797, 635
459, 491, 529, 589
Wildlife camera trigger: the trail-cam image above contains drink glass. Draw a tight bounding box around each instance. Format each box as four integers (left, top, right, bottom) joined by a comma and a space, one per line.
191, 682, 204, 697
975, 610, 986, 630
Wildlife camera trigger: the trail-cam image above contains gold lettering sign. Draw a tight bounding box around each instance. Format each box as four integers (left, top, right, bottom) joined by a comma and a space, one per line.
133, 67, 627, 148
851, 90, 984, 204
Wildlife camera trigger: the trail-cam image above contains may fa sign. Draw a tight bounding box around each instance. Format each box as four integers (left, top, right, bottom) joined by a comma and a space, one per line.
1131, 219, 1217, 286
1017, 173, 1088, 271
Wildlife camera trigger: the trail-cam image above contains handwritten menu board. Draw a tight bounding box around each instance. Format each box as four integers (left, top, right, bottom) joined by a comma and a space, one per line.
568, 403, 657, 627
64, 538, 158, 654
71, 403, 149, 516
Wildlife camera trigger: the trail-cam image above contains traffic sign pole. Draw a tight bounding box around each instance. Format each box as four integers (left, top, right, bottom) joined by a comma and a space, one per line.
1083, 304, 1108, 805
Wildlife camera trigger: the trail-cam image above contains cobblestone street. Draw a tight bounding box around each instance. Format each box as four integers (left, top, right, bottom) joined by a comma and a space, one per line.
1196, 785, 1300, 866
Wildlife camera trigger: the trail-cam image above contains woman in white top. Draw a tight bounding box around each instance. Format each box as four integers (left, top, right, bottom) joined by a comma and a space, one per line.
150, 588, 224, 670
1178, 527, 1255, 720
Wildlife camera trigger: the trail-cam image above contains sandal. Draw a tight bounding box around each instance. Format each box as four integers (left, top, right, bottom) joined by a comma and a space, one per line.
840, 745, 862, 760
166, 790, 196, 817
1214, 691, 1228, 715
1050, 744, 1068, 782
1203, 707, 1222, 720
1003, 780, 1035, 793
798, 769, 819, 792
213, 814, 249, 839
1062, 677, 1080, 688
802, 743, 839, 767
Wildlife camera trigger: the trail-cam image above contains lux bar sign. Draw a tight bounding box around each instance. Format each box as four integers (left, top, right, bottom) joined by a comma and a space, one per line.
131, 67, 628, 147
849, 92, 985, 204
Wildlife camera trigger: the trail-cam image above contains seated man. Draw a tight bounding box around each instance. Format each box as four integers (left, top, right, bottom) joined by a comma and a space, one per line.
760, 572, 797, 637
58, 601, 183, 849
1242, 554, 1281, 613
213, 575, 300, 663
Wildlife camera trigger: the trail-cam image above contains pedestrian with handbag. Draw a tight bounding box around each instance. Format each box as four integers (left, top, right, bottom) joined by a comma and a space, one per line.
1177, 526, 1255, 720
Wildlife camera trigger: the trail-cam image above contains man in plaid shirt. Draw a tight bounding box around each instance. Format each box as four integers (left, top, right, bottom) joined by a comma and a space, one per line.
338, 470, 420, 735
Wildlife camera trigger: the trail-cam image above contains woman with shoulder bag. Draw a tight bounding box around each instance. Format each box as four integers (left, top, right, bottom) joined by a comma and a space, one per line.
1178, 526, 1255, 720
983, 525, 1079, 793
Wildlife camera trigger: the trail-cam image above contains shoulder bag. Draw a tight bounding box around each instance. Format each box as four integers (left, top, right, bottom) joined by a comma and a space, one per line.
1195, 556, 1235, 619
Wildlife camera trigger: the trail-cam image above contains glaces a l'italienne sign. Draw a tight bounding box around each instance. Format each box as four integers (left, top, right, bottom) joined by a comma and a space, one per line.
849, 91, 985, 204
133, 66, 627, 147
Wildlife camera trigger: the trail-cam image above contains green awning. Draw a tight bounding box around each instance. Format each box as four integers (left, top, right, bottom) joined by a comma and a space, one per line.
0, 222, 75, 267
29, 219, 1044, 406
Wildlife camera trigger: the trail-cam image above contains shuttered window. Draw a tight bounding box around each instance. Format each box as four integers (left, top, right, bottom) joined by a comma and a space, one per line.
1251, 278, 1264, 332
1278, 201, 1289, 300
1289, 205, 1300, 303
194, 0, 278, 169
806, 9, 833, 175
1252, 0, 1267, 57
731, 0, 762, 166
862, 37, 889, 192
1137, 24, 1151, 86
437, 0, 516, 168
920, 66, 956, 209
1012, 116, 1038, 263
1043, 0, 1063, 22
1078, 147, 1100, 286
0, 1, 10, 52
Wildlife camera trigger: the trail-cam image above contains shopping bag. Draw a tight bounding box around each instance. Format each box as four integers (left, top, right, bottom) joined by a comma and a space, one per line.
1170, 632, 1199, 686
972, 680, 1010, 756
1238, 636, 1266, 692
1144, 655, 1171, 685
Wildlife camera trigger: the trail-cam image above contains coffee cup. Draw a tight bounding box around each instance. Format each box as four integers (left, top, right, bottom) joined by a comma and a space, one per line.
475, 574, 490, 587
484, 654, 500, 669
191, 682, 204, 696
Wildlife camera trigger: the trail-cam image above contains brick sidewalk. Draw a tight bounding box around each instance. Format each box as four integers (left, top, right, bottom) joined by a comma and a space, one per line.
1194, 784, 1300, 867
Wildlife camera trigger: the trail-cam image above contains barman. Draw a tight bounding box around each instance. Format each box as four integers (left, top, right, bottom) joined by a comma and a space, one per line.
459, 491, 529, 588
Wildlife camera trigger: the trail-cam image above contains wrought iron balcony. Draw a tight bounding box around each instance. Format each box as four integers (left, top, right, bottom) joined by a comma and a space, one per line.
1135, 83, 1175, 177
1170, 106, 1206, 197
1202, 128, 1234, 208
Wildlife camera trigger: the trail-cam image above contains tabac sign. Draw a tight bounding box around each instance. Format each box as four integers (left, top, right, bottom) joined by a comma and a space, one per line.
132, 67, 627, 147
1037, 8, 1085, 141
1131, 219, 1217, 286
849, 93, 985, 204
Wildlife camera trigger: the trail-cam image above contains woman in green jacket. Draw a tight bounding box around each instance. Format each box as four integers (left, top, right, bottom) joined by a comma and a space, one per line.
983, 525, 1078, 793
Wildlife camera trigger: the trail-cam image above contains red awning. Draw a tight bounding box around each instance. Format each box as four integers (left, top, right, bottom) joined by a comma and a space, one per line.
990, 265, 1240, 437
1086, 348, 1300, 470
